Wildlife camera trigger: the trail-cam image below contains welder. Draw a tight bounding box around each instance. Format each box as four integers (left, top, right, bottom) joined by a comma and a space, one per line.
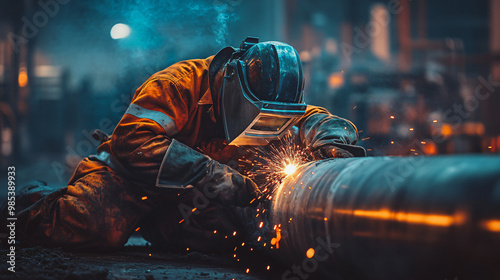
1, 37, 364, 251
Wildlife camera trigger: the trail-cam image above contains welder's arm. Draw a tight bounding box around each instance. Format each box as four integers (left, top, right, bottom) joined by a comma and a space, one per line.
296, 105, 366, 159
110, 78, 185, 184
156, 139, 261, 207
109, 78, 260, 206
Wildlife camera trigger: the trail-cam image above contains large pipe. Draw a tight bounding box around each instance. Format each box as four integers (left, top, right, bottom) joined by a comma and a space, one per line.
242, 155, 500, 279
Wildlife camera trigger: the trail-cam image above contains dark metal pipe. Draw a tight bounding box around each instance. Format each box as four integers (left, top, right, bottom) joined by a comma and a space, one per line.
243, 155, 500, 279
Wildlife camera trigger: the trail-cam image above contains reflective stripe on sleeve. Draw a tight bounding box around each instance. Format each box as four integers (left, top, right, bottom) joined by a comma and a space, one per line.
125, 103, 178, 136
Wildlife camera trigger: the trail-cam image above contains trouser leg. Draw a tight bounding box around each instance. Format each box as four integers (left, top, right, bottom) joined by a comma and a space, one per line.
15, 159, 153, 250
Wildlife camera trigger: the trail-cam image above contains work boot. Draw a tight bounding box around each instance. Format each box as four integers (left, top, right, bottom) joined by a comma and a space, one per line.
0, 180, 54, 248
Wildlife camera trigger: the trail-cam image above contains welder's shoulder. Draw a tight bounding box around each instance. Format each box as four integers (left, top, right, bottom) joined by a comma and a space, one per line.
151, 56, 214, 86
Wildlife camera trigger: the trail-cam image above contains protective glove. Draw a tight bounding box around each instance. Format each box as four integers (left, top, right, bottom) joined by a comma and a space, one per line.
310, 143, 366, 161
299, 113, 366, 160
156, 139, 261, 207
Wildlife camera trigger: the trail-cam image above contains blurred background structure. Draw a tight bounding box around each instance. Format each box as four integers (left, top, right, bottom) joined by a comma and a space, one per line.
0, 0, 499, 186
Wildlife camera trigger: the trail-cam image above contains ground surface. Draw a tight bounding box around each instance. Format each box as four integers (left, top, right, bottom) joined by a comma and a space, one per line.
0, 238, 285, 280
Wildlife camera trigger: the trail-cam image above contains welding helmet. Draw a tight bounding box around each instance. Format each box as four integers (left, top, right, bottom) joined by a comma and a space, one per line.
216, 37, 307, 146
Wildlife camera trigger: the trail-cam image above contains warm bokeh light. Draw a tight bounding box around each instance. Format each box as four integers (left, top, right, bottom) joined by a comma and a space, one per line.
481, 219, 500, 232
328, 72, 344, 89
18, 68, 28, 87
306, 248, 315, 258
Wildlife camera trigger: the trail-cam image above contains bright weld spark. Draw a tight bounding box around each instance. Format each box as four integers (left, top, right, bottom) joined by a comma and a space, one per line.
284, 164, 298, 176
240, 131, 308, 199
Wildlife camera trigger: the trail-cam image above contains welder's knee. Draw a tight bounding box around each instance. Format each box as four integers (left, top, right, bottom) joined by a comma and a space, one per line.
62, 171, 151, 249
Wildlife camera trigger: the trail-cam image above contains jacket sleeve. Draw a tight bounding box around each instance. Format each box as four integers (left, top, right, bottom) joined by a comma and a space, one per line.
109, 78, 191, 184
296, 105, 363, 154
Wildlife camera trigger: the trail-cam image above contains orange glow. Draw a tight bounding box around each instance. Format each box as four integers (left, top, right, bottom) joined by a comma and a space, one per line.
390, 115, 395, 119
441, 124, 453, 137
141, 196, 148, 200
306, 248, 315, 258
328, 72, 345, 89
422, 142, 438, 155
135, 227, 140, 231
354, 209, 392, 219
18, 69, 28, 87
273, 226, 281, 249
336, 209, 460, 227
481, 220, 500, 232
